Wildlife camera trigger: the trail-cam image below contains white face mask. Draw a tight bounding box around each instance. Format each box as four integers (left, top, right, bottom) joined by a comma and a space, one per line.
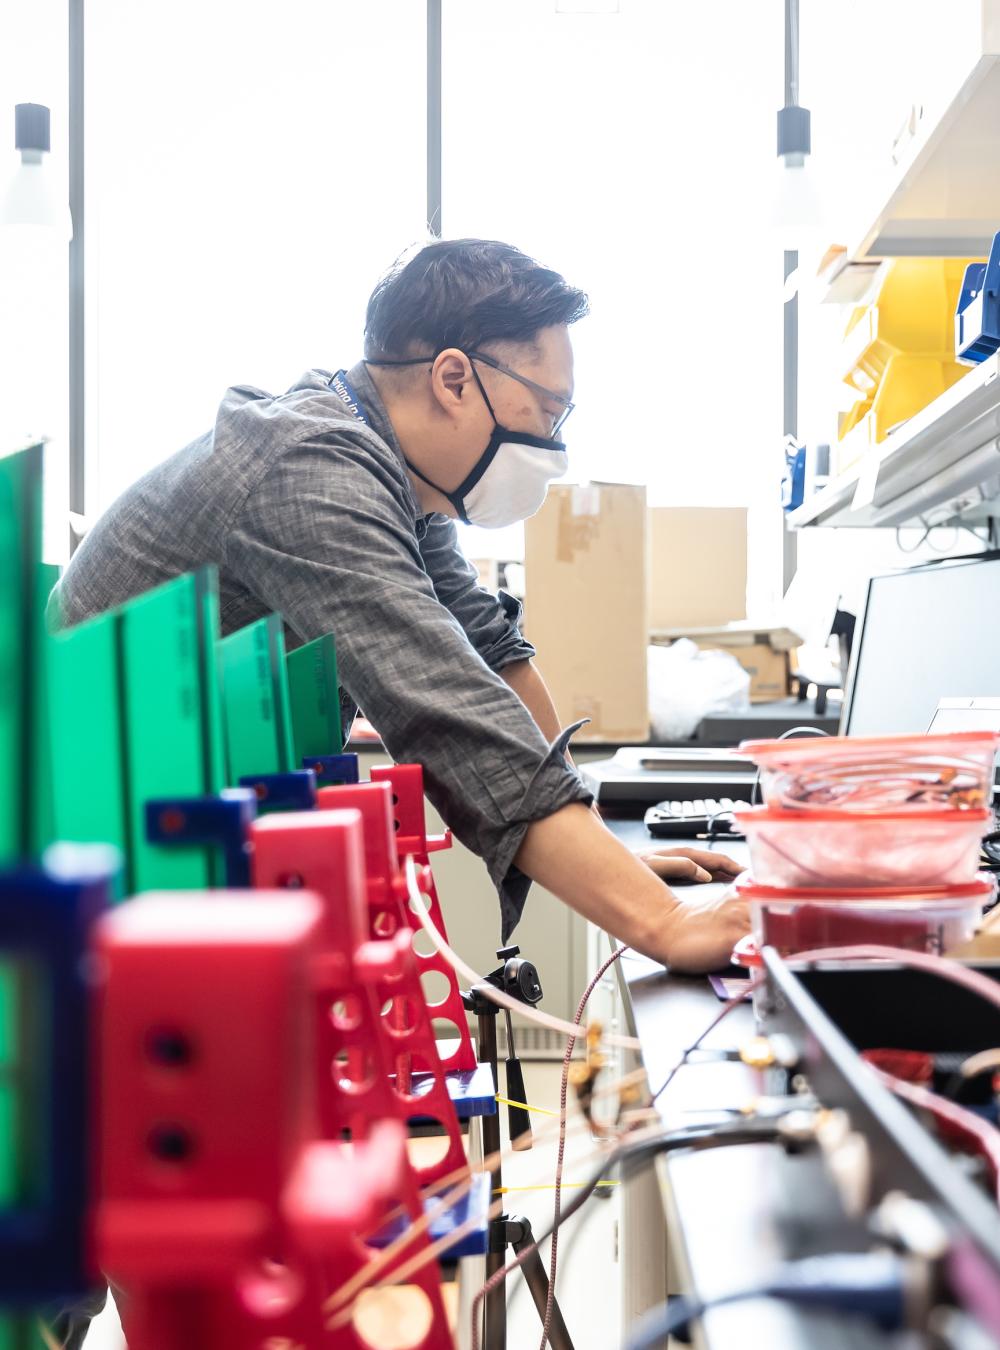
402, 367, 569, 528
440, 429, 568, 528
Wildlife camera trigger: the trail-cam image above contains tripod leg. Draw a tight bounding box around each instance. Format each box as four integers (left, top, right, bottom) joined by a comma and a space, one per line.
483, 1247, 508, 1350
478, 1008, 507, 1350
511, 1217, 575, 1350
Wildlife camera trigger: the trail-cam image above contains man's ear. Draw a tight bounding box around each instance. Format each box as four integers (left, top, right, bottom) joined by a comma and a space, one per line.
431, 349, 473, 413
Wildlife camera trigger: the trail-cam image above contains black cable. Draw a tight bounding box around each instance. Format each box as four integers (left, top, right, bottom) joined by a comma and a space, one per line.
625, 1252, 915, 1349
982, 830, 1000, 869
704, 807, 741, 848
495, 1118, 788, 1306
895, 521, 932, 554
544, 1118, 784, 1235
650, 984, 756, 1104
751, 724, 831, 805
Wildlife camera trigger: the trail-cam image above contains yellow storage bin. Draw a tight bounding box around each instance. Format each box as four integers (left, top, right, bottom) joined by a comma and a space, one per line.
838, 258, 981, 446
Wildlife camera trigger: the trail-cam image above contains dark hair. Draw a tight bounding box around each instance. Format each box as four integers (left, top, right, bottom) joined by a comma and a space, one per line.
364, 238, 589, 359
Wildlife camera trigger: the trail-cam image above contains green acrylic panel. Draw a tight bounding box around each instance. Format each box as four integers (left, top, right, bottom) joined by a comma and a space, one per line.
0, 1314, 39, 1350
0, 446, 43, 863
0, 1078, 15, 1212
196, 570, 227, 797
286, 633, 343, 762
0, 463, 21, 862
266, 614, 295, 774
29, 563, 60, 857
121, 570, 222, 891
0, 959, 41, 1215
0, 959, 17, 1208
219, 614, 294, 781
48, 611, 129, 885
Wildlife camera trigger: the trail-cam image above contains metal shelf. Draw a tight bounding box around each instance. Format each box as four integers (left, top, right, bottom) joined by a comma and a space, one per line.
795, 2, 1000, 529
789, 353, 1000, 529
785, 462, 867, 529
848, 5, 1000, 260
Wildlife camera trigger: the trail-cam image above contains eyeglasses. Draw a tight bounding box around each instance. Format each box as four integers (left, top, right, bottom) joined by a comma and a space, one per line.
468, 350, 575, 438
366, 347, 576, 437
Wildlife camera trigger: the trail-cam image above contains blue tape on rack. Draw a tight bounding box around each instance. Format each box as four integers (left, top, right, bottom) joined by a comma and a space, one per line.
369, 1171, 492, 1259
402, 1061, 498, 1121
956, 230, 1000, 364
0, 844, 118, 1303
782, 443, 807, 512
238, 770, 318, 814
302, 753, 360, 786
145, 788, 256, 886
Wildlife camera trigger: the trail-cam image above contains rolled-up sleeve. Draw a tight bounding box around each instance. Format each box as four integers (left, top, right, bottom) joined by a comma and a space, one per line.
225, 434, 591, 938
418, 513, 535, 673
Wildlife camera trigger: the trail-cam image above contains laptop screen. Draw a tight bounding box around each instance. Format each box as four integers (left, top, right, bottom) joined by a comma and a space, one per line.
842, 553, 1000, 736
926, 699, 1000, 735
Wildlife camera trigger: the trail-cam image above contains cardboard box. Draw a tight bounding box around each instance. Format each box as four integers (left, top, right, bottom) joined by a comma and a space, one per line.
470, 557, 499, 591
524, 483, 648, 743
648, 507, 748, 629
947, 906, 1000, 959
710, 640, 788, 703
650, 624, 801, 704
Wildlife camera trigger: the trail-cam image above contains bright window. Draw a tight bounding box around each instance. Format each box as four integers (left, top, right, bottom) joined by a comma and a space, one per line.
85, 0, 427, 514
0, 0, 69, 561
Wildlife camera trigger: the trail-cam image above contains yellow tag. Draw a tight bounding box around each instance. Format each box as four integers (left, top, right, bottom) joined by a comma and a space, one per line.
494, 1093, 559, 1118
740, 1036, 776, 1069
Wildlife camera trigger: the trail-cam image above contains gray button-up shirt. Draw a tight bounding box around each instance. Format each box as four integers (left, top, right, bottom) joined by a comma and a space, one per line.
52, 361, 592, 937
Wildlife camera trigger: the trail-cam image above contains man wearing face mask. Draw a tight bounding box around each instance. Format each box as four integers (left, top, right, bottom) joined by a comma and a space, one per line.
52, 238, 748, 976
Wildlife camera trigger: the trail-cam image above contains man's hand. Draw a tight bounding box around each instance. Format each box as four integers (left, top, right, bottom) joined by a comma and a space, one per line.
656, 886, 750, 973
636, 846, 744, 886
514, 803, 751, 975
635, 849, 748, 969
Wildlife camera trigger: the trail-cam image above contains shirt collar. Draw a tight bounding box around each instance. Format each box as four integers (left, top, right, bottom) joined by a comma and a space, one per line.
344, 360, 428, 529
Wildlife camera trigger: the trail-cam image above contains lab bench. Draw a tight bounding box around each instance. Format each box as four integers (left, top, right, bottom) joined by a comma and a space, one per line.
594, 817, 931, 1350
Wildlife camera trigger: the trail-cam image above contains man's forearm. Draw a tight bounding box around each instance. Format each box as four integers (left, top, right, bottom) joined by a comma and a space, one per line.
500, 657, 604, 819
500, 658, 564, 744
513, 801, 748, 972
501, 659, 592, 784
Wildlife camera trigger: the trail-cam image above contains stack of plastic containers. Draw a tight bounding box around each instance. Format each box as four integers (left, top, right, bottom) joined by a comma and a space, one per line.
730, 731, 1000, 974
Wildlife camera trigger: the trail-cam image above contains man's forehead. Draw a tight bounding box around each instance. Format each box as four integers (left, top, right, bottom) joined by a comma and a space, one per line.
537, 360, 574, 405
498, 333, 574, 399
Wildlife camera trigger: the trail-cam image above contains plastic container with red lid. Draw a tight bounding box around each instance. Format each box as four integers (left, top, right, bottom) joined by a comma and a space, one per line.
734, 875, 991, 966
732, 878, 991, 1016
733, 805, 990, 888
734, 730, 1000, 814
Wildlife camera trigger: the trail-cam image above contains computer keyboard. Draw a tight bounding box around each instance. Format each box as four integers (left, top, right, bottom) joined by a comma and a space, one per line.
644, 797, 751, 839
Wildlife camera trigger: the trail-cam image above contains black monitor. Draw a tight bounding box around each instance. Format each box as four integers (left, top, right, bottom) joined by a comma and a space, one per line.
842, 552, 1000, 736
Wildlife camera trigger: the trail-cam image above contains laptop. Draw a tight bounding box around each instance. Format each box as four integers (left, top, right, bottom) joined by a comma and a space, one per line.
580, 745, 757, 807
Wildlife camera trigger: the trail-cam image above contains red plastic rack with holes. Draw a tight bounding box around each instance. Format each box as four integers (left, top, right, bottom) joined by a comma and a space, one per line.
90, 887, 454, 1349
250, 805, 469, 1188
316, 763, 477, 1074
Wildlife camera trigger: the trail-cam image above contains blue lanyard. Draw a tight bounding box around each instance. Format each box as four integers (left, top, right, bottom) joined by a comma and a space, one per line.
329, 369, 370, 426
